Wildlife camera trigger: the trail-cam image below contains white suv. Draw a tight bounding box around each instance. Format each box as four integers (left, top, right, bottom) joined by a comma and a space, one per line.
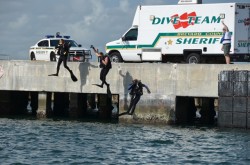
29, 34, 92, 62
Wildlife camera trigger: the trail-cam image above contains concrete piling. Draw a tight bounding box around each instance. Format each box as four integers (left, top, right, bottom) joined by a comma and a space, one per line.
199, 98, 216, 124
36, 92, 47, 118
175, 97, 196, 124
30, 92, 38, 115
98, 94, 113, 120
69, 93, 88, 118
0, 90, 11, 116
218, 70, 248, 128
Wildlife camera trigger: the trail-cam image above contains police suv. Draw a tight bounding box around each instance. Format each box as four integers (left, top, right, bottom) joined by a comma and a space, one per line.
29, 34, 92, 62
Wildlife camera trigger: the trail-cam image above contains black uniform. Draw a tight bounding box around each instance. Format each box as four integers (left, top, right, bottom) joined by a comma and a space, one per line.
127, 81, 144, 115
99, 55, 112, 87
119, 80, 150, 116
55, 42, 71, 75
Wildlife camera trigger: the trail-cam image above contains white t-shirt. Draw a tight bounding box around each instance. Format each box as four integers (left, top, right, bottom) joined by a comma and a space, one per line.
222, 32, 231, 44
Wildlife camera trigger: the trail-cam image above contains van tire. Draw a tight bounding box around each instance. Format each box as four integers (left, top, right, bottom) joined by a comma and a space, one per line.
50, 52, 56, 61
186, 53, 200, 64
30, 52, 36, 60
110, 52, 123, 63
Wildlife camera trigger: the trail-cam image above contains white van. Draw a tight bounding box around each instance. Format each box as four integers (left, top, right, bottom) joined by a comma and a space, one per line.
106, 2, 250, 63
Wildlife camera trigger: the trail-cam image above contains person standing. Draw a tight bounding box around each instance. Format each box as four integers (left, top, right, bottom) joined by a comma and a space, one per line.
220, 21, 231, 64
92, 46, 112, 88
119, 79, 151, 116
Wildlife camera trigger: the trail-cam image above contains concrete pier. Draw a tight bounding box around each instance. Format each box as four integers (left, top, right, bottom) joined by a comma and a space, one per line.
1, 60, 250, 125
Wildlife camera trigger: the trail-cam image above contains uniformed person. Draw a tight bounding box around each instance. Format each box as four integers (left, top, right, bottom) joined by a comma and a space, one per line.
92, 46, 112, 88
49, 39, 77, 81
54, 39, 72, 75
119, 79, 151, 116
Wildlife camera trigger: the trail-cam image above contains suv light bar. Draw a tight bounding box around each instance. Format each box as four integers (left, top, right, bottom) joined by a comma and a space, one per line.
45, 35, 70, 39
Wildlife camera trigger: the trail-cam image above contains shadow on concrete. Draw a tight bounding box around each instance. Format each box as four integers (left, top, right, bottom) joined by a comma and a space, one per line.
119, 70, 133, 110
79, 62, 98, 92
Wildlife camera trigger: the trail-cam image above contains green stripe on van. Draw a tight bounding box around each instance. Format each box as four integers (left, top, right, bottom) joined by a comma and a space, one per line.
106, 32, 224, 49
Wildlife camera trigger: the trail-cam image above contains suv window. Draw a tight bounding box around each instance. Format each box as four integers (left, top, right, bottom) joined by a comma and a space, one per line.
37, 40, 49, 47
50, 39, 79, 47
50, 40, 60, 47
124, 28, 138, 41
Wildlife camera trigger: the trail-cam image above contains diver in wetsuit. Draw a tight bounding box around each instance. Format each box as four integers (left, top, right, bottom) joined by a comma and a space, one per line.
91, 46, 112, 88
49, 39, 77, 82
119, 79, 151, 116
54, 39, 72, 76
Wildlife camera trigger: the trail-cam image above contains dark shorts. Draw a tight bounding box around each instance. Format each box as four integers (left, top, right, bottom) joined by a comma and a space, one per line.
223, 43, 231, 56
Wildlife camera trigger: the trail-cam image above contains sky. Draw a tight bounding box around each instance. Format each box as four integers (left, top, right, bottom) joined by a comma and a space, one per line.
0, 0, 249, 61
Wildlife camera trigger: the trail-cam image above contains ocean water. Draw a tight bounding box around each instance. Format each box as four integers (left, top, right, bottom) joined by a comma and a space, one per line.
1, 118, 250, 165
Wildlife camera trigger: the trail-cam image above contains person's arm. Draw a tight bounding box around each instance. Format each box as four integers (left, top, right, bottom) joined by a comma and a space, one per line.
128, 83, 134, 90
102, 56, 109, 66
64, 43, 70, 54
91, 46, 101, 57
222, 21, 229, 32
94, 49, 102, 57
55, 44, 61, 55
142, 84, 151, 93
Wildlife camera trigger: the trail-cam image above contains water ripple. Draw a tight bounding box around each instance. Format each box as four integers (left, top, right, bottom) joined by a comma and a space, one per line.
1, 118, 250, 164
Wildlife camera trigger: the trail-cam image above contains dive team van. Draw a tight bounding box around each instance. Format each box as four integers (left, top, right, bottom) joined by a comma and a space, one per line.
105, 1, 250, 63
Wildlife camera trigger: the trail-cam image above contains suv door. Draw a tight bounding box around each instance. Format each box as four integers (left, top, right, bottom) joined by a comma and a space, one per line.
36, 40, 50, 60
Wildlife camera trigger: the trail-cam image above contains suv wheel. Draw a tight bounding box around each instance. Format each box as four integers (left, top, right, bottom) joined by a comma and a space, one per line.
30, 52, 36, 60
110, 52, 123, 63
50, 52, 56, 61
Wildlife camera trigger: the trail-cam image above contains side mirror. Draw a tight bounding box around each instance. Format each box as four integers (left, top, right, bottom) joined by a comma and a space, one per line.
122, 36, 126, 41
78, 44, 82, 47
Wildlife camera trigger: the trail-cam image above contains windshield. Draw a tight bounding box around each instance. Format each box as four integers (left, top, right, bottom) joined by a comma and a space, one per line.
65, 40, 79, 47
124, 28, 138, 41
50, 39, 79, 47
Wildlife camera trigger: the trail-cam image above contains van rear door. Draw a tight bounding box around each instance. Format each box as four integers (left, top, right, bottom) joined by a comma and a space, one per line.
235, 4, 250, 55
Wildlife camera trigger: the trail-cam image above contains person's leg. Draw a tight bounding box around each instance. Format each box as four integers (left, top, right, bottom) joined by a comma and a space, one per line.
97, 68, 105, 87
127, 96, 135, 113
63, 56, 71, 72
129, 95, 141, 115
224, 44, 231, 64
99, 68, 110, 86
56, 57, 63, 75
118, 111, 129, 116
102, 68, 110, 86
225, 55, 230, 64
